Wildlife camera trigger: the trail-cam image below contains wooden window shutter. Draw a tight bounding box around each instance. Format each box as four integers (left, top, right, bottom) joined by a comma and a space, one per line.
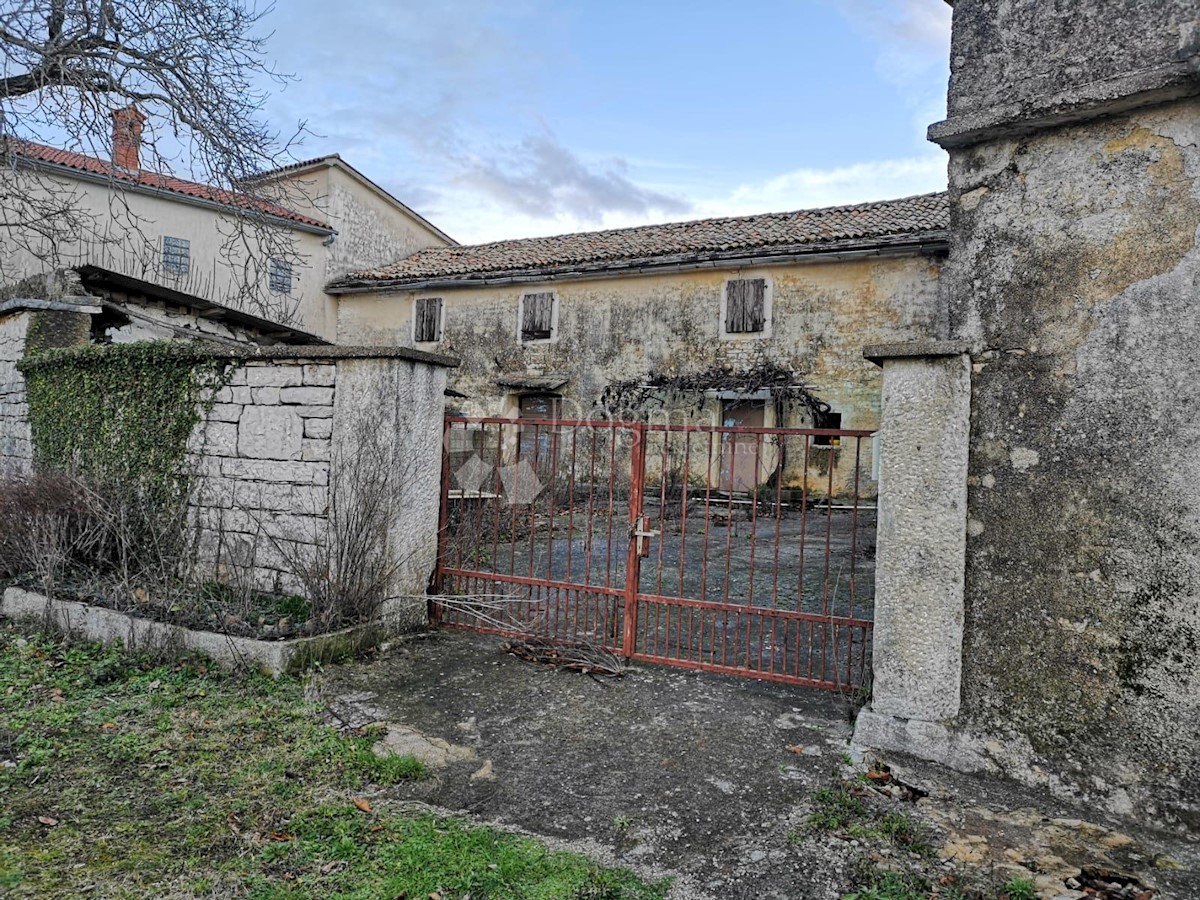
522, 292, 554, 341
726, 279, 766, 333
414, 297, 442, 342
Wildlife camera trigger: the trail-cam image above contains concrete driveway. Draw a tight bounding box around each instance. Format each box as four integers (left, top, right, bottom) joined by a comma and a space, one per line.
315, 629, 861, 899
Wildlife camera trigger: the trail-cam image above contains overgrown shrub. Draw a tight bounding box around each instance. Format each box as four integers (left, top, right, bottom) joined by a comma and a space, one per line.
0, 472, 191, 596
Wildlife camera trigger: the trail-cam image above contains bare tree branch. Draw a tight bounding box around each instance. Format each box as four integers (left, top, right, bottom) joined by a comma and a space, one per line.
0, 0, 312, 326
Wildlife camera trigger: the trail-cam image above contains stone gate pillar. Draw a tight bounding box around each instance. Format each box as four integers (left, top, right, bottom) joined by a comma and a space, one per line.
853, 341, 981, 768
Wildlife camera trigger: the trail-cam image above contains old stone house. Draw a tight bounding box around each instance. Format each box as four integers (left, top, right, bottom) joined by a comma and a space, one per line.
329, 192, 948, 495
0, 108, 454, 342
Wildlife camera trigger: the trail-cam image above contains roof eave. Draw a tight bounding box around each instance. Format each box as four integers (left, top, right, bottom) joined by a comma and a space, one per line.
326, 231, 949, 295
16, 155, 335, 235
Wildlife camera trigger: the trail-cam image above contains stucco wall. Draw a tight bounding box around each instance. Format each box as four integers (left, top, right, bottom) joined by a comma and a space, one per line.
943, 87, 1200, 828
338, 255, 943, 428
0, 168, 336, 339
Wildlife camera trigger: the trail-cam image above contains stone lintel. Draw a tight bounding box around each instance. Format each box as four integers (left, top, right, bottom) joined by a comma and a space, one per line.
863, 340, 970, 367
0, 297, 103, 317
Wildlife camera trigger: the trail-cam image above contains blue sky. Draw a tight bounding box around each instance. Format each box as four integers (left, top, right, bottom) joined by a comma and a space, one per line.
259, 0, 952, 244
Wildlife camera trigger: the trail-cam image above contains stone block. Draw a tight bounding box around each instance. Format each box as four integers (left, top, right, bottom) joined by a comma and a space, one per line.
302, 438, 331, 462
207, 403, 243, 423
244, 364, 303, 387
221, 457, 329, 485
231, 481, 327, 514
293, 405, 334, 419
251, 387, 280, 405
226, 366, 248, 386
195, 421, 238, 457
236, 406, 302, 460
280, 386, 334, 406
303, 364, 336, 386
303, 417, 333, 439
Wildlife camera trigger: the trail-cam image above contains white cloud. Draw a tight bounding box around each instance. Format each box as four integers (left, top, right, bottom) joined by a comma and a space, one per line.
423, 154, 947, 244
700, 155, 947, 219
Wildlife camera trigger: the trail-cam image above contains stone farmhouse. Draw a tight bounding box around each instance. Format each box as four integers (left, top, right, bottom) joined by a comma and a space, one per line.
1, 0, 1198, 834
331, 193, 948, 496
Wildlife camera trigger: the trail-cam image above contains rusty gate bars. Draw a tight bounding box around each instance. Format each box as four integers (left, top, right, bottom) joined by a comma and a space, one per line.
434, 416, 876, 690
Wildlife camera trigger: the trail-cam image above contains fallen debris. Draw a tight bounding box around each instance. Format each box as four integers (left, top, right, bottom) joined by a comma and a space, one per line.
499, 638, 626, 677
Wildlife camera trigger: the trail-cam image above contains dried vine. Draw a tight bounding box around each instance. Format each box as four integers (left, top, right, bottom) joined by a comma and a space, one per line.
598, 361, 829, 422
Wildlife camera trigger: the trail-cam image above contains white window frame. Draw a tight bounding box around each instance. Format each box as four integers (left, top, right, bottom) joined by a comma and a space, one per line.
516, 290, 559, 344
411, 296, 446, 344
718, 273, 773, 340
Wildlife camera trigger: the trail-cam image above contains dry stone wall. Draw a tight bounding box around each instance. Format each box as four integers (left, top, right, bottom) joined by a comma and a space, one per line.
187, 347, 453, 604
190, 359, 339, 590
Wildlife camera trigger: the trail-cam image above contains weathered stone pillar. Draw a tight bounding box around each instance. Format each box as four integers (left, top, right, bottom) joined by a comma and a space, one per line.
0, 298, 100, 477
853, 341, 982, 769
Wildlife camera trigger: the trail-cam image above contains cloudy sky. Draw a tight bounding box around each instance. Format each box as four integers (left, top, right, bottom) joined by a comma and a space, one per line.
257, 0, 952, 244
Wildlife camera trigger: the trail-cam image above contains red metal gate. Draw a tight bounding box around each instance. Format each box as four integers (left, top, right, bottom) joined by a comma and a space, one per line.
433, 416, 875, 690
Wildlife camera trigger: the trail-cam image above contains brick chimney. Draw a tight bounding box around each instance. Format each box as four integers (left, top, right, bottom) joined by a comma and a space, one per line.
111, 106, 146, 170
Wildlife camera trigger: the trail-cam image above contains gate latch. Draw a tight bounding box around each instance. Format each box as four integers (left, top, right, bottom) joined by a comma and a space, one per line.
631, 516, 659, 558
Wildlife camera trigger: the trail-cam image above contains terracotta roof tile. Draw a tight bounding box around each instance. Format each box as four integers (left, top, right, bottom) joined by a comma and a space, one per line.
331, 191, 948, 290
6, 139, 332, 230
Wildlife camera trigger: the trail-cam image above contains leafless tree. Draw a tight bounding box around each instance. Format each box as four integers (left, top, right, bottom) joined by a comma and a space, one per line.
0, 0, 311, 325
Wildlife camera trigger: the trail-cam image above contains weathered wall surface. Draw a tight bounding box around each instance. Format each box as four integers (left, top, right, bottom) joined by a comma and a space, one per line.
937, 0, 1200, 829
322, 167, 453, 284
339, 255, 943, 426
0, 312, 31, 476
191, 359, 338, 590
0, 168, 336, 339
332, 355, 447, 624
936, 0, 1200, 142
190, 348, 452, 605
263, 164, 454, 284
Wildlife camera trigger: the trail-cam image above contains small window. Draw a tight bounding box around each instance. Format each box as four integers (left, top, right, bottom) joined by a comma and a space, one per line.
519, 291, 556, 342
162, 236, 190, 275
269, 258, 292, 293
812, 409, 842, 447
724, 278, 767, 334
414, 297, 443, 343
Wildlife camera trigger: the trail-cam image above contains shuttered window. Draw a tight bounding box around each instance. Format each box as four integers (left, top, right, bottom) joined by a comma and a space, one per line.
414, 297, 443, 343
520, 292, 555, 342
724, 278, 767, 334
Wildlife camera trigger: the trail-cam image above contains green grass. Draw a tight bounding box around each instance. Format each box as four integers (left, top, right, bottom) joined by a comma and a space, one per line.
1002, 877, 1037, 900
0, 625, 668, 899
843, 871, 930, 900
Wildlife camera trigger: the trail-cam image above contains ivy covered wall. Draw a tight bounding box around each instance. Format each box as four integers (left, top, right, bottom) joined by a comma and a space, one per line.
18, 341, 232, 499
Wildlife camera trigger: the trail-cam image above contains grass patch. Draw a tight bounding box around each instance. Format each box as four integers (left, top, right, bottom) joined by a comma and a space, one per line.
0, 625, 668, 899
844, 871, 930, 900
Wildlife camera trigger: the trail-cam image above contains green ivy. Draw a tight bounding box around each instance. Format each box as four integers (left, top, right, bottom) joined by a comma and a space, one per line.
18, 341, 235, 502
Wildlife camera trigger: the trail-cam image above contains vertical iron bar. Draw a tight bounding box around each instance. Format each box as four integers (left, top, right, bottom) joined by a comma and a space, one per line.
623, 422, 648, 658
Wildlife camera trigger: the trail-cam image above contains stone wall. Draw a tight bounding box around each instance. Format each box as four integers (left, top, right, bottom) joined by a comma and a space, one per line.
923, 1, 1200, 829
190, 358, 339, 588
0, 299, 101, 477
189, 347, 453, 608
0, 311, 31, 477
